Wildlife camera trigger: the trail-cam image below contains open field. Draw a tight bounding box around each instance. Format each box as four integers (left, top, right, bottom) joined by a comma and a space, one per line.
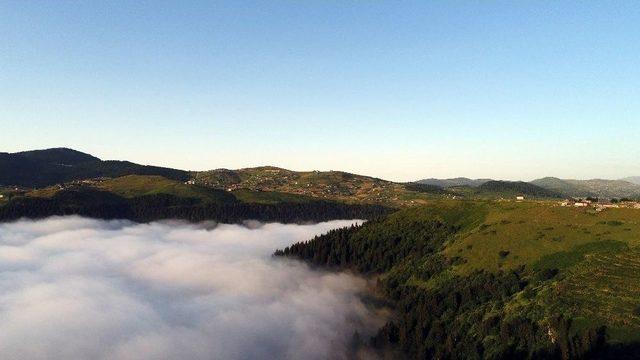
444, 201, 640, 273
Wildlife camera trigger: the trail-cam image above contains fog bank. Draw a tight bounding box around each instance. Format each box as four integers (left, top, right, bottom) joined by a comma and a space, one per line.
0, 217, 384, 360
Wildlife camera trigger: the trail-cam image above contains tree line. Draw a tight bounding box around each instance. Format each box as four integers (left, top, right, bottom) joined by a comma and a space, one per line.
0, 189, 391, 224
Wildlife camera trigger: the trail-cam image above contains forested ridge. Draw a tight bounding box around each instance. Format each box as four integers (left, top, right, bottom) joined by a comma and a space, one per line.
0, 188, 391, 223
275, 202, 640, 359
0, 148, 189, 188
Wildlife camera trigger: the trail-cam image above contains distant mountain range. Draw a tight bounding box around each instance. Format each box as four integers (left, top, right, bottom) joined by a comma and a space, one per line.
416, 177, 492, 188
530, 177, 640, 199
621, 176, 640, 186
417, 176, 640, 199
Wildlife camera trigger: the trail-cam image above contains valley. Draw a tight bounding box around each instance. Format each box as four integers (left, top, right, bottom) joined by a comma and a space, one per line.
4, 148, 640, 359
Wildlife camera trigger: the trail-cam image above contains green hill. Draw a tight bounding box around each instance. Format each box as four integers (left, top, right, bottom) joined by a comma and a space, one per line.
96, 175, 236, 203
277, 200, 640, 358
194, 167, 436, 206
1, 174, 391, 223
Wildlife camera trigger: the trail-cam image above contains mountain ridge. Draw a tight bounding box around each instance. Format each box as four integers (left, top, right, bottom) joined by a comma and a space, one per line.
531, 177, 640, 199
621, 176, 640, 186
3, 148, 639, 201
416, 177, 492, 188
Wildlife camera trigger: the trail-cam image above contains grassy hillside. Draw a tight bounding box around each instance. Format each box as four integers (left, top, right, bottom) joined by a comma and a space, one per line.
278, 200, 640, 358
22, 175, 342, 205
194, 168, 559, 206
3, 174, 392, 223
230, 188, 314, 204
444, 202, 640, 272
96, 175, 237, 203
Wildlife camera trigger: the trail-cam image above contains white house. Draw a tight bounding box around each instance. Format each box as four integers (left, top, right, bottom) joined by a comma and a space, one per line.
516, 196, 525, 201
574, 202, 588, 207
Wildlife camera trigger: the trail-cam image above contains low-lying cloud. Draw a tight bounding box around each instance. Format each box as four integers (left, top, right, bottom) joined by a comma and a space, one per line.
0, 217, 385, 360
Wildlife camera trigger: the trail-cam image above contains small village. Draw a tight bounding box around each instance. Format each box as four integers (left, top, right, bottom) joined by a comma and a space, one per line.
192, 168, 406, 204
511, 195, 640, 212
559, 197, 640, 211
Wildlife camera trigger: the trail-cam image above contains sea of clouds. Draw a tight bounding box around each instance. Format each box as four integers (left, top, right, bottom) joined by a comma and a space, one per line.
0, 216, 386, 360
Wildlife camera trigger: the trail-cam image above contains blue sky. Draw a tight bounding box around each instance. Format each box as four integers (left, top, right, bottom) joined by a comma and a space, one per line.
1, 1, 639, 181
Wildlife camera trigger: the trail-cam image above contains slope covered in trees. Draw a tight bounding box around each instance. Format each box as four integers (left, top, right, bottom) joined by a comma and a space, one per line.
276, 201, 640, 359
0, 187, 390, 223
478, 180, 562, 198
0, 148, 189, 187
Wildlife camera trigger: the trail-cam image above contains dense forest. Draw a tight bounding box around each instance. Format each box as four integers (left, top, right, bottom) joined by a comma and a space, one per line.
0, 188, 390, 223
477, 181, 562, 198
275, 203, 639, 359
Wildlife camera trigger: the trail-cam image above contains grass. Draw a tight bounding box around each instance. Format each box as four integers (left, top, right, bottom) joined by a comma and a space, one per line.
538, 249, 640, 343
443, 202, 640, 274
96, 175, 236, 203
231, 189, 314, 204
532, 240, 628, 271
25, 187, 60, 198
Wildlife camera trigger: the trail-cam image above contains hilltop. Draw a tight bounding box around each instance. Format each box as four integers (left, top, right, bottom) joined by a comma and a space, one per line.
416, 177, 492, 188
193, 167, 423, 205
0, 148, 188, 188
4, 148, 640, 221
477, 180, 562, 198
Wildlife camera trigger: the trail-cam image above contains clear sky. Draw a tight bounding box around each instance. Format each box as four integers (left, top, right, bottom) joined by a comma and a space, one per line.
1, 1, 639, 182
